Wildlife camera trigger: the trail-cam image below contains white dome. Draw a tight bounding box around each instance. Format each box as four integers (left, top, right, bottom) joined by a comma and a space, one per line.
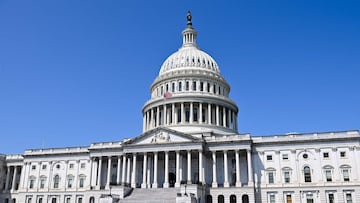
159, 46, 220, 76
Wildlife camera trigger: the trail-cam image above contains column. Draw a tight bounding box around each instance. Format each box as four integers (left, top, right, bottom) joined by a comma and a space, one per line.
223, 150, 229, 187
163, 151, 169, 188
181, 103, 185, 124
116, 156, 121, 185
131, 154, 137, 188
216, 105, 220, 126
247, 149, 253, 185
146, 156, 151, 188
227, 109, 231, 128
351, 147, 358, 180
232, 111, 236, 130
175, 151, 180, 187
235, 150, 241, 187
89, 158, 94, 188
199, 150, 203, 184
199, 103, 203, 124
106, 157, 112, 188
163, 104, 167, 126
143, 114, 146, 132
127, 157, 131, 184
12, 166, 18, 190
97, 157, 103, 188
223, 107, 226, 127
19, 164, 26, 190
121, 155, 126, 184
172, 103, 175, 125
5, 166, 10, 190
155, 107, 159, 127
151, 108, 155, 128
212, 152, 218, 187
152, 152, 158, 188
208, 103, 212, 124
141, 153, 147, 188
189, 102, 193, 124
187, 151, 192, 184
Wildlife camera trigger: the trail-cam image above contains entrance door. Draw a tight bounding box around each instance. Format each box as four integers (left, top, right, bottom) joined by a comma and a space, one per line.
169, 172, 176, 187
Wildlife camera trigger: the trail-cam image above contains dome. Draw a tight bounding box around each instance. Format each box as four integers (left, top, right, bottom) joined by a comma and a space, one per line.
159, 46, 220, 76
158, 13, 220, 76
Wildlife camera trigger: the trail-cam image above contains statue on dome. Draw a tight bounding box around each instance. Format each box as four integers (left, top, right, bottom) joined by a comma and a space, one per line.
187, 11, 192, 26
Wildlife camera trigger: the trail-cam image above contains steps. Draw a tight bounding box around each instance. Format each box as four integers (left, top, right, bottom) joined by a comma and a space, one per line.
122, 187, 179, 203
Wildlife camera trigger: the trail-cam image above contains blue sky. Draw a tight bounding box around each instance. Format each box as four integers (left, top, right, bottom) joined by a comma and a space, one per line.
0, 1, 359, 154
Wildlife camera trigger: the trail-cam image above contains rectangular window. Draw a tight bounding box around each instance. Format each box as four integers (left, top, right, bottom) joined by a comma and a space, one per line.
346, 193, 352, 203
166, 84, 169, 91
286, 194, 292, 203
268, 172, 274, 183
306, 194, 314, 203
32, 165, 36, 170
266, 155, 273, 161
78, 198, 82, 203
343, 169, 350, 181
42, 165, 47, 170
200, 82, 204, 91
207, 82, 210, 92
28, 197, 32, 203
38, 198, 43, 203
284, 171, 290, 183
323, 152, 329, 158
192, 81, 196, 91
67, 178, 73, 188
79, 177, 84, 188
340, 151, 346, 157
69, 164, 74, 169
172, 83, 175, 92
213, 84, 216, 93
66, 198, 70, 203
178, 82, 182, 91
328, 194, 334, 203
29, 179, 34, 189
186, 81, 189, 91
40, 179, 45, 189
282, 154, 289, 160
325, 170, 332, 182
269, 194, 275, 203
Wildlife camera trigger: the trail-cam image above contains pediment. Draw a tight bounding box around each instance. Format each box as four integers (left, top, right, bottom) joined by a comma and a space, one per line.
126, 127, 201, 145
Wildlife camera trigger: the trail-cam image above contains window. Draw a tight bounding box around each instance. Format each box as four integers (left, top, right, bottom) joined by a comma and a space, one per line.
32, 165, 36, 170
185, 108, 190, 122
65, 198, 70, 203
171, 83, 175, 92
56, 164, 60, 169
69, 164, 74, 169
29, 179, 35, 189
268, 172, 274, 183
78, 198, 83, 203
193, 108, 198, 122
27, 197, 32, 203
343, 169, 350, 181
304, 166, 312, 182
340, 151, 346, 157
284, 171, 290, 183
346, 193, 352, 203
80, 163, 85, 169
207, 83, 210, 92
269, 194, 275, 203
282, 154, 289, 160
40, 178, 46, 189
185, 81, 189, 91
51, 198, 56, 203
79, 176, 85, 188
200, 82, 204, 91
38, 198, 43, 203
306, 194, 314, 203
53, 175, 60, 188
166, 84, 169, 91
323, 152, 329, 158
266, 155, 273, 161
328, 194, 334, 203
303, 153, 308, 159
325, 170, 332, 182
192, 81, 196, 91
213, 84, 216, 94
286, 194, 292, 203
67, 176, 73, 188
42, 165, 47, 170
178, 82, 182, 91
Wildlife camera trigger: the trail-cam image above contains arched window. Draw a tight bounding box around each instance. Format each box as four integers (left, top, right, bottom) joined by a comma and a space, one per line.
242, 195, 249, 203
218, 195, 224, 203
89, 197, 95, 203
53, 175, 60, 188
304, 166, 311, 182
230, 195, 236, 203
79, 175, 86, 188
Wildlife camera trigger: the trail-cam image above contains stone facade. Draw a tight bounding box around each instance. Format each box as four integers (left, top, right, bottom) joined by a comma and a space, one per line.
0, 12, 359, 203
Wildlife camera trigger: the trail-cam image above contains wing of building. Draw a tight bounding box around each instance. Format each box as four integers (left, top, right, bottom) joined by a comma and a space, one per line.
1, 12, 360, 203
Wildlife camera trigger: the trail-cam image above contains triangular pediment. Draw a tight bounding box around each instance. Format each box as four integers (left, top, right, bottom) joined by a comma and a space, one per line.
126, 127, 201, 145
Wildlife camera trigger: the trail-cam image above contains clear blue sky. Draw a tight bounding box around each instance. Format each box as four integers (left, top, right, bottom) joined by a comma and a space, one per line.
1, 1, 359, 154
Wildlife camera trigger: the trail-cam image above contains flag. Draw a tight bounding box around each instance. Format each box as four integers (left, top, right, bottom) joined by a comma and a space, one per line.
163, 91, 172, 99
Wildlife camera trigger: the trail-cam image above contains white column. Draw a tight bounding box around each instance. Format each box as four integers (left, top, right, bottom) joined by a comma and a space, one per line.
199, 150, 203, 184
223, 107, 227, 127
175, 151, 180, 187
141, 153, 147, 188
235, 150, 241, 187
97, 157, 102, 188
247, 149, 253, 185
146, 156, 151, 188
106, 157, 112, 188
19, 164, 26, 190
351, 147, 358, 180
227, 109, 231, 128
208, 103, 212, 124
89, 158, 94, 188
5, 166, 10, 190
121, 155, 126, 184
223, 150, 229, 187
232, 111, 236, 130
116, 156, 121, 185
189, 102, 193, 124
163, 104, 167, 126
151, 108, 155, 128
212, 152, 218, 187
131, 154, 137, 188
216, 105, 220, 126
172, 103, 175, 125
127, 157, 131, 184
187, 151, 192, 184
152, 152, 158, 188
12, 166, 18, 190
199, 103, 203, 124
181, 103, 185, 124
143, 114, 146, 132
163, 151, 169, 188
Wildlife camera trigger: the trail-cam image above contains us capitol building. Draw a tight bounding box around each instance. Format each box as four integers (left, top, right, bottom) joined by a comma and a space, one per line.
1, 12, 359, 203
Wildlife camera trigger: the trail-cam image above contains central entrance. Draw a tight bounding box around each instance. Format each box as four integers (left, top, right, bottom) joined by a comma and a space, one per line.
169, 172, 176, 187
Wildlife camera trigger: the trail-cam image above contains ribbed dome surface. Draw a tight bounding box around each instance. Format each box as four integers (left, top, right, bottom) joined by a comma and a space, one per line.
159, 46, 220, 76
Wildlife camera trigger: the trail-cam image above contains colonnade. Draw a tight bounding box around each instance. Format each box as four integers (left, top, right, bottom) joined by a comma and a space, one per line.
3, 165, 21, 191
90, 149, 253, 189
143, 102, 237, 132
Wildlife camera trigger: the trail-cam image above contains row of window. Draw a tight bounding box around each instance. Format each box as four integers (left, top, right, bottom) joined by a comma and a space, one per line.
266, 166, 351, 184
266, 151, 348, 161
155, 80, 228, 97
268, 191, 353, 203
25, 196, 86, 203
31, 162, 86, 170
28, 175, 86, 189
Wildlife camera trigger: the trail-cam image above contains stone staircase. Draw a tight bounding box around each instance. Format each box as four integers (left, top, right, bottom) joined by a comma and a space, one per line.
121, 187, 179, 203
